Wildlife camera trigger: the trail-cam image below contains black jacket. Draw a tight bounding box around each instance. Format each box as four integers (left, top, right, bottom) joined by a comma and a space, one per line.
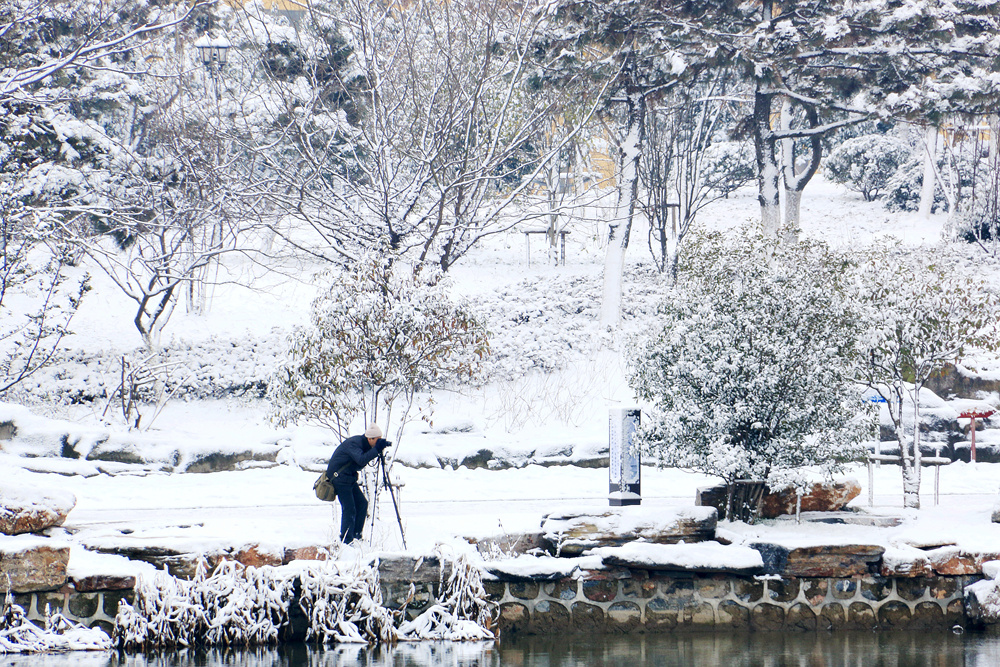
326, 434, 385, 483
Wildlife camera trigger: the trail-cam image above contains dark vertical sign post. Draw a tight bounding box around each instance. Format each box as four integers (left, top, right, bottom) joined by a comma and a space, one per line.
609, 408, 641, 506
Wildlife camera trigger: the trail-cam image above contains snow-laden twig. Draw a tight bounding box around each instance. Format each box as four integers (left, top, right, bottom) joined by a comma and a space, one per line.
397, 548, 498, 641
114, 553, 498, 649
296, 559, 398, 645
114, 558, 294, 650
1, 588, 110, 654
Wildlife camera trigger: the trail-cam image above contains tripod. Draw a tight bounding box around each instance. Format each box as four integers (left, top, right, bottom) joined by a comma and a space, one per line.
377, 451, 407, 550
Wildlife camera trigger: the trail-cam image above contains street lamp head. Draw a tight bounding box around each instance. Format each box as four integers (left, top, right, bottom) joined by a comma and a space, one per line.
194, 34, 231, 69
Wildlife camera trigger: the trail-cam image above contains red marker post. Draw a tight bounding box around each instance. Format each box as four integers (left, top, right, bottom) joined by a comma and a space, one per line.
959, 409, 996, 462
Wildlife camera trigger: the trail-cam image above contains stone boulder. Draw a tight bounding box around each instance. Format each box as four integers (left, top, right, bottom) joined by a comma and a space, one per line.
540, 506, 717, 557
474, 532, 548, 559
283, 546, 330, 563
0, 483, 76, 535
751, 542, 884, 577
0, 535, 70, 592
759, 479, 862, 519
993, 499, 1000, 524
696, 480, 861, 520
231, 544, 284, 568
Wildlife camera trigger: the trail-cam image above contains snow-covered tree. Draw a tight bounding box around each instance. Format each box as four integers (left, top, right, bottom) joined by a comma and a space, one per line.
854, 245, 1000, 509
540, 0, 691, 327
629, 230, 875, 521
243, 0, 602, 272
640, 69, 754, 279
0, 189, 89, 395
0, 0, 205, 377
269, 251, 490, 443
824, 134, 912, 202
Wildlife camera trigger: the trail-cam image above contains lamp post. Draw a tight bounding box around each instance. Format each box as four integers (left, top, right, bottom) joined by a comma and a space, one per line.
194, 34, 230, 72
194, 34, 230, 100
189, 33, 231, 315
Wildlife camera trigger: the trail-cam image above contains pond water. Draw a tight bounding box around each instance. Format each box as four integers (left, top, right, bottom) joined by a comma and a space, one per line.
4, 632, 1000, 667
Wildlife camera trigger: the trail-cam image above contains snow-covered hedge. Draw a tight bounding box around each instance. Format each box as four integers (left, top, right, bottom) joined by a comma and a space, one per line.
113, 554, 496, 650
14, 333, 286, 405
13, 266, 665, 404
470, 266, 662, 381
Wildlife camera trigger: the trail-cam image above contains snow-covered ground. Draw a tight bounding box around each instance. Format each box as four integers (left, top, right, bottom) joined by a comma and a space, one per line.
4, 176, 1000, 578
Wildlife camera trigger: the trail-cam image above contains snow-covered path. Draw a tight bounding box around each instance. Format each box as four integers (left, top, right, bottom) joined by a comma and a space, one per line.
43, 461, 1000, 566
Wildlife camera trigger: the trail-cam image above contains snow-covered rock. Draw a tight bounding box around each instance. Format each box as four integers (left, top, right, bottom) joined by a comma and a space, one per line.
482, 554, 602, 581
589, 541, 763, 574
0, 483, 76, 535
760, 479, 862, 518
965, 560, 1000, 629
540, 506, 717, 557
0, 534, 70, 593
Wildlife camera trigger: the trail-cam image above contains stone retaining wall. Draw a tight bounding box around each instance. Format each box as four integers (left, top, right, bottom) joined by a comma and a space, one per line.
9, 567, 975, 636
9, 587, 131, 635
484, 571, 970, 633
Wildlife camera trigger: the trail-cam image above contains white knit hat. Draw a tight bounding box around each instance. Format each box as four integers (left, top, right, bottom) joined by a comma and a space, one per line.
364, 423, 383, 439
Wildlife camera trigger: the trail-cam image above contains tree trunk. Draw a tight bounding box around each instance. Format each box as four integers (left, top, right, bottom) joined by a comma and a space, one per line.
780, 97, 821, 243
894, 390, 922, 510
599, 87, 645, 329
726, 480, 766, 524
918, 126, 937, 218
753, 85, 781, 237
782, 189, 802, 244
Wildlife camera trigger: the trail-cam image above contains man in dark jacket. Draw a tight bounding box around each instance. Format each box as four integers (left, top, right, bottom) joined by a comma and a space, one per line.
326, 423, 391, 544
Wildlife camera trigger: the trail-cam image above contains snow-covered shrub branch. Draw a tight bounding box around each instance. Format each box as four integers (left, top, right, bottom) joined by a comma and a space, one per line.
114, 559, 294, 650
629, 229, 876, 520
113, 555, 496, 650
397, 551, 496, 641
296, 559, 397, 645
0, 214, 90, 397
1, 588, 110, 654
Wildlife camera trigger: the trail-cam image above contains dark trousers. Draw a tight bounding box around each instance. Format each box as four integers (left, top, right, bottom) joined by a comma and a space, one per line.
333, 481, 368, 544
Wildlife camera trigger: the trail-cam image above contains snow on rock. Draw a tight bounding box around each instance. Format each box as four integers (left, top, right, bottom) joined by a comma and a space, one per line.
966, 559, 1000, 628
540, 506, 717, 557
481, 554, 603, 581
0, 535, 70, 593
880, 544, 933, 577
759, 479, 862, 519
0, 402, 280, 474
67, 546, 151, 592
588, 541, 764, 574
0, 483, 76, 535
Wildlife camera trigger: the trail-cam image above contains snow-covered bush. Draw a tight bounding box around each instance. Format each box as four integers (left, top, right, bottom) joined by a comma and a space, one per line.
114, 555, 496, 649
883, 157, 938, 212
470, 265, 663, 381
824, 134, 911, 202
398, 551, 496, 641
1, 589, 109, 653
629, 229, 875, 521
114, 559, 295, 649
10, 333, 285, 407
269, 252, 489, 441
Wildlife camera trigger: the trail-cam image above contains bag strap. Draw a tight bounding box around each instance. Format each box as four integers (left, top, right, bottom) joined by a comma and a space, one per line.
329, 462, 352, 479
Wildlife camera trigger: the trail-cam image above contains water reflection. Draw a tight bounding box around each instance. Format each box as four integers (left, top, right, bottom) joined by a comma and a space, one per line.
4, 633, 1000, 667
